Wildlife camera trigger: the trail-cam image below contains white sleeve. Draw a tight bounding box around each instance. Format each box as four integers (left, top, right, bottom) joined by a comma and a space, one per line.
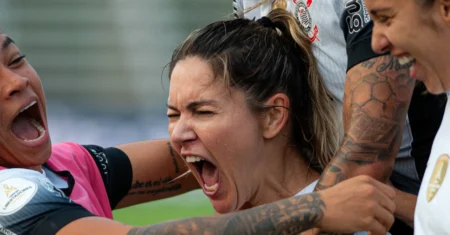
233, 0, 245, 18
0, 168, 94, 235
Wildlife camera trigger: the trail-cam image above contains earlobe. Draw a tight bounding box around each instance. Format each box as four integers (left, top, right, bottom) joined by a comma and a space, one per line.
261, 93, 290, 139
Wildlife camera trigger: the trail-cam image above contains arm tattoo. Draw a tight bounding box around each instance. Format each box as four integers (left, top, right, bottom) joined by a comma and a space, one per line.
168, 142, 180, 173
127, 193, 325, 235
316, 55, 414, 191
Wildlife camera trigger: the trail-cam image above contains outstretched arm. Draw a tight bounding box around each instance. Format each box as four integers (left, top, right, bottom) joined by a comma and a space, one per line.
1, 169, 393, 235
115, 139, 199, 208
58, 176, 395, 235
60, 193, 325, 235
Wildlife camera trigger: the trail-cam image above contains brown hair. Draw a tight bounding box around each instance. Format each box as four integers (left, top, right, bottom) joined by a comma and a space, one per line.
169, 9, 338, 170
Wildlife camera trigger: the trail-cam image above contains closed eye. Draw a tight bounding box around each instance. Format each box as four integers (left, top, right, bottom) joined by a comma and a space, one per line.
195, 110, 214, 116
8, 54, 26, 67
167, 114, 180, 118
377, 16, 389, 23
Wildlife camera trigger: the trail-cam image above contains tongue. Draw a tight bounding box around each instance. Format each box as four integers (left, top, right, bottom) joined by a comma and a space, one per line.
201, 161, 219, 186
11, 116, 39, 140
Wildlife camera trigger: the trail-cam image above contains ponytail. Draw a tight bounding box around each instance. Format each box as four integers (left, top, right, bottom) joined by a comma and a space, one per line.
267, 8, 339, 168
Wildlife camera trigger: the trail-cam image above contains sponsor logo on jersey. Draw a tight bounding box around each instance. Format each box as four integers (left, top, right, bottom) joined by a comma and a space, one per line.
344, 0, 371, 34
3, 185, 17, 197
293, 0, 319, 42
427, 154, 449, 202
0, 178, 38, 215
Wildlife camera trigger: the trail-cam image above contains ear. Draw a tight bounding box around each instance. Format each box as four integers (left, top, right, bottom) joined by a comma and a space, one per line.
261, 93, 290, 139
439, 0, 450, 25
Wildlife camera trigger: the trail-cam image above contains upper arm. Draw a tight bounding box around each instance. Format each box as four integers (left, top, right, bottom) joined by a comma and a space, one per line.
83, 145, 133, 210
340, 57, 414, 179
0, 169, 95, 235
338, 1, 415, 175
114, 139, 199, 209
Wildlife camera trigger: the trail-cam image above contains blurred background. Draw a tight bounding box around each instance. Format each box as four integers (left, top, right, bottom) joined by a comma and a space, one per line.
0, 0, 231, 225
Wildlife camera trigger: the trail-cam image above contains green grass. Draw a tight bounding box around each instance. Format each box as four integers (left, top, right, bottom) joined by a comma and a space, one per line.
113, 190, 215, 226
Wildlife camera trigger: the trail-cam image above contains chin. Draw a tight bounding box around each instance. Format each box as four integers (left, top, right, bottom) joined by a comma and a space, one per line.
22, 140, 52, 167
210, 196, 238, 214
424, 81, 446, 94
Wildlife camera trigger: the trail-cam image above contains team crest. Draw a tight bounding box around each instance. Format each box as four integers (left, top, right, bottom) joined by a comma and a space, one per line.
294, 0, 319, 42
427, 154, 450, 202
0, 178, 37, 215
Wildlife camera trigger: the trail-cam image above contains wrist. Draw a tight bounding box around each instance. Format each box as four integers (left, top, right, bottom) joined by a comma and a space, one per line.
312, 192, 327, 230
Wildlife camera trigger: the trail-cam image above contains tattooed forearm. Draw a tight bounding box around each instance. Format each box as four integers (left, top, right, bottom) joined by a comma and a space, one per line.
314, 163, 347, 191
127, 175, 182, 196
315, 55, 414, 192
127, 193, 325, 235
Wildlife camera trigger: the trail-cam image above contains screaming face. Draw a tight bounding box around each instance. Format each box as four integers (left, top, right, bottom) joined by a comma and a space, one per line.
0, 34, 51, 169
368, 0, 450, 94
168, 57, 266, 214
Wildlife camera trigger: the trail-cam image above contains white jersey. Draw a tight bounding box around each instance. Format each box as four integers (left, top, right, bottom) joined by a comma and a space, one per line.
233, 0, 447, 197
234, 0, 347, 103
415, 100, 450, 234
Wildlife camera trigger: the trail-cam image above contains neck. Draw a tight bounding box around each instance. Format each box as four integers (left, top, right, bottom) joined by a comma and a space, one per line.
31, 165, 44, 174
242, 145, 320, 210
0, 161, 43, 173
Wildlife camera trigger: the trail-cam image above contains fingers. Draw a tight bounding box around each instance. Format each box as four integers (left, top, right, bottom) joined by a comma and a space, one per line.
371, 184, 396, 214
362, 176, 396, 200
366, 220, 386, 235
373, 203, 395, 233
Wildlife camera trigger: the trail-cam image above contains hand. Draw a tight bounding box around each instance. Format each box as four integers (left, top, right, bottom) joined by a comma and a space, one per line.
316, 175, 396, 235
386, 180, 416, 228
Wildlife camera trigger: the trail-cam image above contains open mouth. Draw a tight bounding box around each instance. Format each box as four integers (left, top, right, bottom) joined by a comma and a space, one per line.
185, 155, 220, 194
398, 55, 415, 66
397, 55, 417, 78
11, 100, 46, 143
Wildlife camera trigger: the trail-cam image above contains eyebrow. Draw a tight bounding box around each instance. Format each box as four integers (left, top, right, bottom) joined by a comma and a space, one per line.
166, 100, 217, 111
2, 36, 15, 49
369, 8, 392, 16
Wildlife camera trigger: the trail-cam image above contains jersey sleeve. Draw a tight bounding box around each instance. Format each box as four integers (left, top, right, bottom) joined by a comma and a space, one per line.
82, 145, 133, 210
233, 0, 244, 18
339, 0, 387, 71
0, 169, 94, 235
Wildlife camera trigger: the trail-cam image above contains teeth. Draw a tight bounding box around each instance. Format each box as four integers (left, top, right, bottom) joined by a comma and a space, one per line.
186, 156, 204, 163
23, 118, 46, 142
204, 183, 218, 192
20, 101, 36, 113
398, 56, 415, 65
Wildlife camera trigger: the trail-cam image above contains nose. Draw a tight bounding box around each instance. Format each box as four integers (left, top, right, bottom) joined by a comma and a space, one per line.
170, 117, 197, 147
0, 65, 28, 100
371, 25, 391, 54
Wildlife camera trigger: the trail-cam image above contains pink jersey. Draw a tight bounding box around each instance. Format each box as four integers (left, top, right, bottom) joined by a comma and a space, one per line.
0, 142, 113, 218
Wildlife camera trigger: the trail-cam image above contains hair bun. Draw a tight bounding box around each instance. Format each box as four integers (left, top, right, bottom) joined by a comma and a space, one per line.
256, 17, 285, 36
